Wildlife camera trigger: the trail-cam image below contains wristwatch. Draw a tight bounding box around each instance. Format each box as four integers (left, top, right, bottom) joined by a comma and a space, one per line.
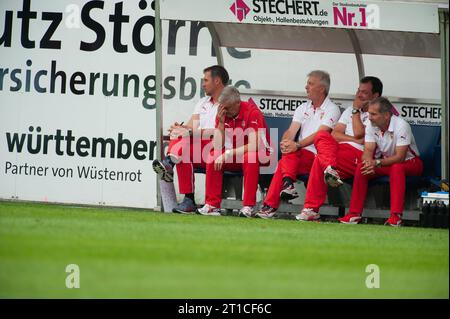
183, 128, 193, 137
351, 108, 360, 114
225, 149, 232, 158
375, 159, 382, 167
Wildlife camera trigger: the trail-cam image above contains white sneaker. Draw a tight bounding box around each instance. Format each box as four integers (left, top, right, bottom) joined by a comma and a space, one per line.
295, 208, 320, 221
196, 204, 221, 216
280, 183, 299, 200
324, 165, 343, 187
256, 205, 277, 219
239, 206, 255, 218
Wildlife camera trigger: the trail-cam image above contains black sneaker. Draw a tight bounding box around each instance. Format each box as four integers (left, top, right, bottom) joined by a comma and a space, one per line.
152, 158, 174, 182
172, 197, 196, 214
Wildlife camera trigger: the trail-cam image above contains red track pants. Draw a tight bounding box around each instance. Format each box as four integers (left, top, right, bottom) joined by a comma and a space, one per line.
263, 148, 315, 209
349, 156, 423, 214
204, 150, 267, 208
304, 131, 363, 211
167, 137, 212, 194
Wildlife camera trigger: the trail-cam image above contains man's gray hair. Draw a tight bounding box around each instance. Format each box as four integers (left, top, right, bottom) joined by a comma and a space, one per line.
218, 85, 241, 105
307, 70, 330, 95
370, 96, 394, 115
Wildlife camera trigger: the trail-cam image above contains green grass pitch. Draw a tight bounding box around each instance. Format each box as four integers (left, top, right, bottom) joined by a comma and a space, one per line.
0, 201, 448, 298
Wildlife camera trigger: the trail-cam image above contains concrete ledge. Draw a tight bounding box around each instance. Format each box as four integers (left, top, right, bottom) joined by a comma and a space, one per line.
220, 199, 420, 221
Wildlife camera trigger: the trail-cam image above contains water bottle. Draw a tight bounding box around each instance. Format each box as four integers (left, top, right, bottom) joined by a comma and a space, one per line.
420, 202, 430, 228
440, 202, 449, 229
429, 201, 438, 228
436, 201, 445, 228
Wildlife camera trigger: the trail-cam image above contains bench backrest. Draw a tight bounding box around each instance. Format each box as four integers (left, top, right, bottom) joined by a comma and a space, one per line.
410, 124, 441, 178
265, 116, 293, 159
264, 115, 442, 179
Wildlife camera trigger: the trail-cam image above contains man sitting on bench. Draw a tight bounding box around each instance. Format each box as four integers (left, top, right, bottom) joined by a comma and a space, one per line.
197, 86, 272, 217
152, 65, 228, 214
256, 70, 341, 219
292, 76, 383, 222
340, 97, 423, 227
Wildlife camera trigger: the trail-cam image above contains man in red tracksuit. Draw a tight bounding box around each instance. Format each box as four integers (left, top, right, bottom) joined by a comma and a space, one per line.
340, 97, 423, 227
196, 86, 272, 217
291, 76, 383, 222
256, 70, 341, 219
152, 65, 228, 214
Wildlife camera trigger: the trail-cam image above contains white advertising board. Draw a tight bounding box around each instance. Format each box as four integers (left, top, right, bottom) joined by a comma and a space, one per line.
0, 0, 159, 208
160, 0, 439, 33
0, 0, 442, 209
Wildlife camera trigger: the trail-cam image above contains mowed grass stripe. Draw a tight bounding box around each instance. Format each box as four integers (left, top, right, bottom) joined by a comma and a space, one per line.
0, 202, 448, 298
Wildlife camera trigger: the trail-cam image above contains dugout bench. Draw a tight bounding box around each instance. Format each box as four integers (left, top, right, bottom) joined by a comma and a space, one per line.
213, 110, 442, 221
156, 0, 449, 216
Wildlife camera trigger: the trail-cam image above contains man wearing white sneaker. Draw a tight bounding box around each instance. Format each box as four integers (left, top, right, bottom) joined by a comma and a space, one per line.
257, 70, 341, 219
197, 86, 272, 217
295, 77, 383, 222
152, 65, 228, 214
340, 97, 423, 226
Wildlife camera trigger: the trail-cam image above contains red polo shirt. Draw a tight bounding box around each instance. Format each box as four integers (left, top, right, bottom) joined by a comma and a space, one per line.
215, 100, 271, 151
